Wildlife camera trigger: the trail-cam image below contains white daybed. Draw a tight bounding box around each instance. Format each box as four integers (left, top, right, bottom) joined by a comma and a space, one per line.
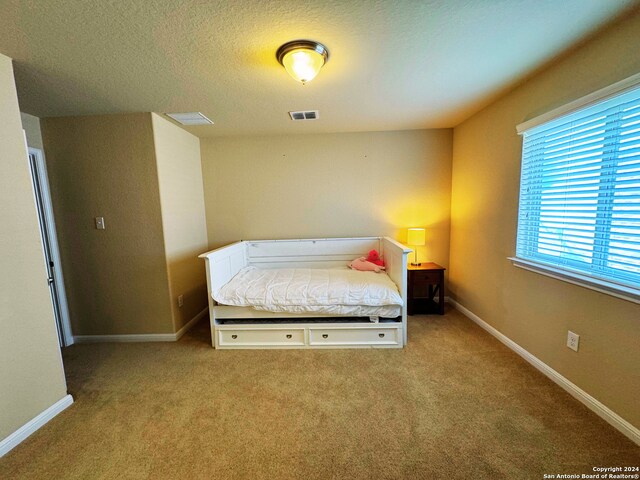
199, 237, 412, 349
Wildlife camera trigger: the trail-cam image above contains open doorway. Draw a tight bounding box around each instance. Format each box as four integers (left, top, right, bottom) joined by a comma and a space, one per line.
27, 143, 74, 347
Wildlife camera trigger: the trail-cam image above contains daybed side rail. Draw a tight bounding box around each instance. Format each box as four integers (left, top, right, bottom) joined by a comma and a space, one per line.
381, 237, 412, 346
199, 242, 247, 291
198, 240, 245, 260
199, 241, 247, 309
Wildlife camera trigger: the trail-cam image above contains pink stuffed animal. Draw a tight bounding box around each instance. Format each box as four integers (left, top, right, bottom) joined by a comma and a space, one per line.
366, 249, 384, 267
348, 257, 385, 273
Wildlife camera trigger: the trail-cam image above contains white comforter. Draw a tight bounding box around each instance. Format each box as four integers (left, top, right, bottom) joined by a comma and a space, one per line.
213, 266, 403, 317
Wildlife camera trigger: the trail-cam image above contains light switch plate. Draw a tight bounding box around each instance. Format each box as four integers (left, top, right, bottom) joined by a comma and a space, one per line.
95, 217, 105, 230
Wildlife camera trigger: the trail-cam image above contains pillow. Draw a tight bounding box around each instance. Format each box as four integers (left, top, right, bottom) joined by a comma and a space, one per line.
348, 257, 385, 273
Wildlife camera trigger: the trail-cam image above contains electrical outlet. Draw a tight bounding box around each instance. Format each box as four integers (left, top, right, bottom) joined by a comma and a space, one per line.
567, 331, 580, 352
178, 295, 184, 308
95, 217, 105, 230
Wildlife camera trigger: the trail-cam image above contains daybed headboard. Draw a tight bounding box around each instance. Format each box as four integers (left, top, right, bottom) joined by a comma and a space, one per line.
246, 237, 382, 268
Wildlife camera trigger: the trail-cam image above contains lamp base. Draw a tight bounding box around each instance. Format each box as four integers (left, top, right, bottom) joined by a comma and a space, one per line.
410, 262, 422, 267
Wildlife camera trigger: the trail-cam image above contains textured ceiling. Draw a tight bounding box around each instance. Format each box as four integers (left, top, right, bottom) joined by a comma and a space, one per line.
0, 0, 637, 137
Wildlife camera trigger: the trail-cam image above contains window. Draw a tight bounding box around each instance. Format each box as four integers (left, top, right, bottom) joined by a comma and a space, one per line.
513, 77, 640, 302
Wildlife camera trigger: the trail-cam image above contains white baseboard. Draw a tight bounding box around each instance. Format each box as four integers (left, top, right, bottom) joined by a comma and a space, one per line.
74, 308, 208, 344
74, 333, 176, 343
448, 298, 640, 446
175, 307, 208, 340
0, 394, 74, 457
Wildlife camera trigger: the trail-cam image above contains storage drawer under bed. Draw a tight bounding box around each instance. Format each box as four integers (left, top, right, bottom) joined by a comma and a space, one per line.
218, 327, 306, 347
309, 326, 401, 346
214, 321, 402, 349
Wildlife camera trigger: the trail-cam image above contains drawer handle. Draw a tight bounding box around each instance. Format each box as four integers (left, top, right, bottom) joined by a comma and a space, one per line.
231, 334, 238, 339
286, 334, 292, 339
322, 334, 329, 339
379, 333, 385, 338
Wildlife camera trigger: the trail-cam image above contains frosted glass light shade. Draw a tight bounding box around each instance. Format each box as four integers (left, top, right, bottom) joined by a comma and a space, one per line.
277, 40, 329, 85
407, 228, 426, 246
282, 49, 324, 84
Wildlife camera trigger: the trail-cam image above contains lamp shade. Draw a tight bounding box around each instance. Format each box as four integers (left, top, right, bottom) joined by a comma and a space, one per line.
407, 228, 426, 246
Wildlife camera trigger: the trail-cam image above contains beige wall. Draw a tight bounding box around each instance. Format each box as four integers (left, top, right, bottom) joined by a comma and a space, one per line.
201, 129, 453, 268
41, 113, 174, 335
151, 113, 208, 330
0, 54, 68, 440
449, 11, 640, 427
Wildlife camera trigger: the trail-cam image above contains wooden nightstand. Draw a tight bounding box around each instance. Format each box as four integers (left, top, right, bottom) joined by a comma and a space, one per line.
407, 263, 445, 315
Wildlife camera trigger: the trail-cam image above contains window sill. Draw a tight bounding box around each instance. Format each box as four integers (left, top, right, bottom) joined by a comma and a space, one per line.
508, 257, 640, 305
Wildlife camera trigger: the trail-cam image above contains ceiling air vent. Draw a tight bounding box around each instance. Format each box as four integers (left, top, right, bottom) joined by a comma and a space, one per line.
289, 110, 319, 121
165, 112, 214, 125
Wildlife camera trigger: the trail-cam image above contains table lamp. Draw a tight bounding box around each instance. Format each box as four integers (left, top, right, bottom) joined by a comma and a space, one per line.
407, 228, 426, 266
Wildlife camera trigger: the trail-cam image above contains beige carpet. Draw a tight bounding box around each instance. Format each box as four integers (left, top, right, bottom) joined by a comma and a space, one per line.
1, 308, 638, 479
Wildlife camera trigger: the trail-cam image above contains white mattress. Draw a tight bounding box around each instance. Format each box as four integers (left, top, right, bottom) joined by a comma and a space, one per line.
213, 266, 403, 317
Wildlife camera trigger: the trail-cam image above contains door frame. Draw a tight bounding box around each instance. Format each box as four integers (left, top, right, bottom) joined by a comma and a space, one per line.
28, 145, 74, 346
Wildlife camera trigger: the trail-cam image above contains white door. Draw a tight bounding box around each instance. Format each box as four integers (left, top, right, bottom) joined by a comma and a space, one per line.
27, 145, 74, 346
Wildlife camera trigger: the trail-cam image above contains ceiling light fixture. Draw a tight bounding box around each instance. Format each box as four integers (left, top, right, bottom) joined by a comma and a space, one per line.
276, 40, 329, 85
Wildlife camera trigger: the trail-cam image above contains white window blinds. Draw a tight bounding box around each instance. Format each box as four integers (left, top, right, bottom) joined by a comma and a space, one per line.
516, 85, 640, 291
